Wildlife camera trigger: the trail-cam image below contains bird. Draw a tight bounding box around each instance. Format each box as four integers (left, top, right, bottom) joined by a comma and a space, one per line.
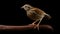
21, 4, 51, 30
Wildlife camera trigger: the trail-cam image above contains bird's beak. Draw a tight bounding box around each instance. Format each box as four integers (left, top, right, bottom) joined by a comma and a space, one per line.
21, 6, 23, 9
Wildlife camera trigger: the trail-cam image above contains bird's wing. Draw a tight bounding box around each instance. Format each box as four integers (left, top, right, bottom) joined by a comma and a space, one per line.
31, 8, 46, 15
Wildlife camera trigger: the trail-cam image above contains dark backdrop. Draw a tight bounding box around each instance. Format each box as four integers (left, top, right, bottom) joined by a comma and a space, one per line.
0, 0, 58, 33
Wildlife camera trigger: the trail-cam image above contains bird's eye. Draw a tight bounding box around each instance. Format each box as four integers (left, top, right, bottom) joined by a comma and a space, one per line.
28, 7, 30, 8
25, 6, 27, 7
25, 6, 30, 8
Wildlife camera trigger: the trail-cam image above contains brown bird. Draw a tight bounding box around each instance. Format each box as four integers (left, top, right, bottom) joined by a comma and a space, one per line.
21, 4, 51, 30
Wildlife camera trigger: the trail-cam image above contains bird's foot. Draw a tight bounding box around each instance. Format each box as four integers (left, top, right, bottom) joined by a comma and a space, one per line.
34, 24, 39, 31
32, 22, 36, 24
31, 22, 39, 30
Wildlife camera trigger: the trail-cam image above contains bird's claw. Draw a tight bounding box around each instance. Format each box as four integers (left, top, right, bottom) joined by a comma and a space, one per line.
34, 24, 39, 30
31, 22, 40, 30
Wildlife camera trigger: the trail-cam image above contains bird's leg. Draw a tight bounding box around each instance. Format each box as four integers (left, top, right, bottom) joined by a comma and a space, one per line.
32, 19, 39, 24
34, 16, 45, 30
31, 19, 40, 29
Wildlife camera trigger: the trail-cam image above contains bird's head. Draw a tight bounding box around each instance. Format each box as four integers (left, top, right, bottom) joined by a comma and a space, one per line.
21, 4, 33, 11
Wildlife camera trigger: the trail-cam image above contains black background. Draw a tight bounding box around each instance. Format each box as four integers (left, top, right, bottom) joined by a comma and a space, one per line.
0, 0, 59, 33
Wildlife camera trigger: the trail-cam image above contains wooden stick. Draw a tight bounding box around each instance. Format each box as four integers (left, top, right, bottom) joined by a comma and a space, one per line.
0, 24, 53, 31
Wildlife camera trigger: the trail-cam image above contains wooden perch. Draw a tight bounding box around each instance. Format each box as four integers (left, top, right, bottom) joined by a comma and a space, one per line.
0, 24, 53, 31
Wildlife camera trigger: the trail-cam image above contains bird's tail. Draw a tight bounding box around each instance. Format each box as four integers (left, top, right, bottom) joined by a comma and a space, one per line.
45, 14, 52, 20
